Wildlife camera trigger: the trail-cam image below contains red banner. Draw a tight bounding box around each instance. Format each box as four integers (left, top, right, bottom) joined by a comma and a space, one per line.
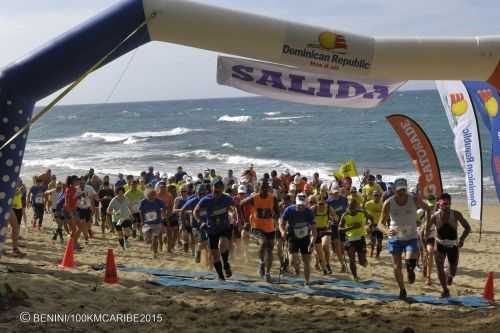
386, 114, 443, 198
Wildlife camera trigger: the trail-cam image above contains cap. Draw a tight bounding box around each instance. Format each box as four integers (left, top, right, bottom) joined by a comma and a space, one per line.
296, 193, 306, 205
238, 184, 247, 194
394, 178, 408, 191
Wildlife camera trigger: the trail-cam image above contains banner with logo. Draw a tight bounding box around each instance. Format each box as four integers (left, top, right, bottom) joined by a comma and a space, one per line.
217, 56, 405, 108
463, 81, 500, 202
333, 160, 358, 178
386, 115, 443, 198
435, 81, 483, 220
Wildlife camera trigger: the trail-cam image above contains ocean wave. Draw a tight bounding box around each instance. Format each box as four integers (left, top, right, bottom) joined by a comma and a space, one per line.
217, 115, 252, 123
264, 112, 281, 116
263, 116, 312, 121
221, 143, 234, 148
80, 128, 203, 144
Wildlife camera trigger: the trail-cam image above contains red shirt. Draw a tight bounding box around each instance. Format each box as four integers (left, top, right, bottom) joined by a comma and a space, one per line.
64, 187, 77, 212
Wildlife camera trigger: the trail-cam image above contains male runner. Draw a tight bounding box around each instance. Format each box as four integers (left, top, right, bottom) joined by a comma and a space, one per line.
425, 193, 471, 297
280, 193, 317, 286
139, 187, 166, 258
365, 190, 384, 258
193, 179, 236, 280
379, 178, 431, 299
240, 181, 280, 282
108, 187, 133, 250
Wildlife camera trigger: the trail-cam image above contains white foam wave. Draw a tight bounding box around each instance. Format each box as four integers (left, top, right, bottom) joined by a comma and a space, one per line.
264, 112, 281, 116
221, 143, 234, 148
80, 128, 203, 144
217, 115, 252, 123
263, 116, 312, 121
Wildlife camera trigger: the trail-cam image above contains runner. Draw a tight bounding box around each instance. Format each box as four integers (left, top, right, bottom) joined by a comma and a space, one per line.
240, 181, 279, 282
28, 176, 46, 230
339, 199, 368, 281
12, 179, 24, 236
45, 174, 57, 214
279, 192, 317, 286
278, 193, 292, 272
108, 187, 134, 250
310, 194, 336, 275
64, 175, 82, 250
7, 209, 25, 257
76, 177, 95, 244
125, 180, 145, 240
425, 193, 471, 298
235, 184, 252, 263
179, 184, 210, 267
362, 174, 384, 204
327, 185, 348, 272
98, 181, 115, 234
139, 187, 167, 258
88, 174, 102, 226
115, 173, 126, 189
365, 190, 384, 258
169, 185, 188, 253
378, 178, 431, 299
157, 181, 174, 252
45, 182, 65, 243
193, 179, 236, 280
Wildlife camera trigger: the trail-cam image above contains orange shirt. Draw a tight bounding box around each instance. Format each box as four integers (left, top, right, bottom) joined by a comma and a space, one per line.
157, 191, 174, 212
251, 194, 275, 233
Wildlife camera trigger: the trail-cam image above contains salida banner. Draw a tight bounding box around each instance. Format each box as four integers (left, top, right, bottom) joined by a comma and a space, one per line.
217, 56, 405, 108
386, 115, 443, 198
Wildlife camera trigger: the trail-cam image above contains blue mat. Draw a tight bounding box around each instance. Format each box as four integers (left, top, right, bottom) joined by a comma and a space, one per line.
148, 276, 492, 308
117, 265, 383, 289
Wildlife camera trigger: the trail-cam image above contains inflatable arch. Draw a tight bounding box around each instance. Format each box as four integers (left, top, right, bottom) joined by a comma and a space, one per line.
1, 0, 500, 243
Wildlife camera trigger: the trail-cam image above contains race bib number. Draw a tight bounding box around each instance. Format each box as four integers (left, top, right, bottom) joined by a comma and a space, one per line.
145, 211, 158, 223
294, 225, 309, 239
256, 208, 272, 219
35, 194, 43, 204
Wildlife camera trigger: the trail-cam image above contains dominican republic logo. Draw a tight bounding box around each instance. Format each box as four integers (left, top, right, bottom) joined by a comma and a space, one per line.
307, 32, 347, 54
449, 93, 468, 117
477, 89, 498, 117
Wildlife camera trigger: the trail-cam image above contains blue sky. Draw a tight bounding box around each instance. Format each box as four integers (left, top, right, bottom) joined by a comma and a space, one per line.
1, 0, 500, 105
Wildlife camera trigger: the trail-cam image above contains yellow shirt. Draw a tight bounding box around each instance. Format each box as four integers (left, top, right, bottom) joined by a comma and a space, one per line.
348, 193, 363, 206
314, 205, 330, 229
344, 211, 367, 240
365, 200, 382, 225
12, 191, 23, 209
362, 183, 383, 201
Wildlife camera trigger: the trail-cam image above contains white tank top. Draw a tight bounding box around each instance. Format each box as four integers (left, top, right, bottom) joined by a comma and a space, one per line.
388, 195, 418, 241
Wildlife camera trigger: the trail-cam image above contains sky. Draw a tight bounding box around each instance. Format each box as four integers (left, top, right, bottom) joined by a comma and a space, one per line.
1, 0, 500, 105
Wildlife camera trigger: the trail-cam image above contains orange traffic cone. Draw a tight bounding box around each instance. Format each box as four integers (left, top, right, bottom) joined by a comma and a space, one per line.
104, 249, 119, 284
59, 238, 75, 268
483, 272, 495, 303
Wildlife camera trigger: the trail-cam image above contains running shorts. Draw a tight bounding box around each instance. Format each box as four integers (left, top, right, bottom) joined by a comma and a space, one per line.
345, 237, 367, 254
315, 227, 331, 244
251, 229, 275, 241
288, 235, 311, 255
77, 208, 92, 223
387, 238, 419, 255
114, 219, 132, 232
208, 226, 232, 250
436, 243, 459, 266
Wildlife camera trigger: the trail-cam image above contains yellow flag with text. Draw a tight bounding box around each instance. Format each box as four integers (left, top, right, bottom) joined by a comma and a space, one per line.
334, 160, 358, 178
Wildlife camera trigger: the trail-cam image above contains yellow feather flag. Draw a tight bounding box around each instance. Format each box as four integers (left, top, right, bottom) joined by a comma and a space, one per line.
339, 160, 358, 177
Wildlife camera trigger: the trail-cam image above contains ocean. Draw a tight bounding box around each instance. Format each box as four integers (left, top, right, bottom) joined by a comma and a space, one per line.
22, 90, 496, 202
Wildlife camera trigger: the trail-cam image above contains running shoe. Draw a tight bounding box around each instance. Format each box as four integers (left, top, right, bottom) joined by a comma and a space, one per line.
265, 273, 272, 283
326, 264, 333, 275
399, 288, 407, 300
440, 288, 450, 298
407, 267, 416, 284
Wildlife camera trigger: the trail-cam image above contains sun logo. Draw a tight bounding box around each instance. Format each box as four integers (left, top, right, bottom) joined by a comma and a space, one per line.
478, 89, 498, 117
308, 32, 347, 53
449, 93, 468, 117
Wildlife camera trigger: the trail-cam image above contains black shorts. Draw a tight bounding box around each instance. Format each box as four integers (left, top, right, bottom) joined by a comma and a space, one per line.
132, 213, 141, 225
33, 204, 44, 220
100, 206, 109, 220
167, 217, 180, 227
288, 236, 311, 255
315, 227, 331, 243
251, 229, 275, 241
208, 227, 232, 250
77, 208, 92, 222
114, 219, 132, 232
331, 223, 346, 242
345, 237, 367, 254
436, 243, 459, 266
13, 208, 23, 225
369, 226, 384, 241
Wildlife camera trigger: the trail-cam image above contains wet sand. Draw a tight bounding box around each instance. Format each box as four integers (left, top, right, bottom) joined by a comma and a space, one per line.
0, 203, 499, 333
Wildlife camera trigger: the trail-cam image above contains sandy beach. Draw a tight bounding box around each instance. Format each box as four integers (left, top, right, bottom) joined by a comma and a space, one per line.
0, 203, 499, 333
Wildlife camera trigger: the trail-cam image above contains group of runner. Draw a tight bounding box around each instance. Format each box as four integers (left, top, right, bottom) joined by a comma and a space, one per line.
6, 166, 471, 298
